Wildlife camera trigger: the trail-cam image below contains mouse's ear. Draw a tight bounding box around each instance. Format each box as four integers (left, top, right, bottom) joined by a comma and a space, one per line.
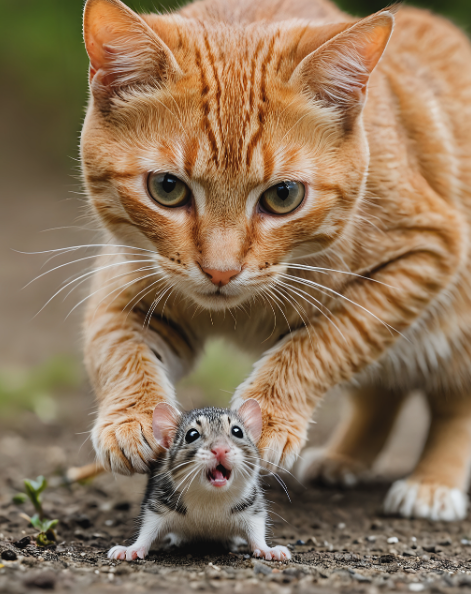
153, 402, 181, 450
238, 399, 263, 444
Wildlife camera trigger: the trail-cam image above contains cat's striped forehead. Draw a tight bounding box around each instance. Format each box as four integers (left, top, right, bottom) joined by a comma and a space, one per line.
109, 21, 321, 186
183, 26, 283, 176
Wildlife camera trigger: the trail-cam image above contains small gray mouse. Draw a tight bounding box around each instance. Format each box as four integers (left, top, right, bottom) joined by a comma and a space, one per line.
108, 399, 291, 561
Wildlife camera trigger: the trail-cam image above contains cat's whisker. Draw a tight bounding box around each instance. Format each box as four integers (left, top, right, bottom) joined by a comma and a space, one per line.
63, 264, 159, 302
17, 243, 160, 257
99, 270, 166, 314
270, 284, 317, 348
259, 293, 278, 341
122, 277, 171, 317
24, 252, 157, 289
70, 270, 166, 320
160, 286, 177, 319
279, 273, 405, 340
144, 284, 176, 328
283, 262, 398, 290
34, 259, 158, 318
276, 279, 347, 343
264, 287, 292, 334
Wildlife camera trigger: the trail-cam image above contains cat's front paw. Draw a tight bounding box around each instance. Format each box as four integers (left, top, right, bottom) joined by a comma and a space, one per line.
108, 545, 148, 561
257, 420, 307, 470
384, 479, 468, 521
253, 545, 291, 561
296, 447, 370, 487
92, 411, 158, 475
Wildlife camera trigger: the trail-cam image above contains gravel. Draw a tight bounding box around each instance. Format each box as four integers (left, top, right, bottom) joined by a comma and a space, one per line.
2, 409, 471, 593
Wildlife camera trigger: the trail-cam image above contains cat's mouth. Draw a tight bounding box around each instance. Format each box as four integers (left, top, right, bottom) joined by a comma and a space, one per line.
207, 464, 232, 487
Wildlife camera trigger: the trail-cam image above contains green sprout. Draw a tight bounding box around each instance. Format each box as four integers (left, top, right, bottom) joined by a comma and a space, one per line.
13, 476, 58, 547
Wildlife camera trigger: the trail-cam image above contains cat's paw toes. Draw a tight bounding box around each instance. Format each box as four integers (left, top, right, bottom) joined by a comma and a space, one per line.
107, 545, 148, 561
296, 447, 368, 487
92, 413, 158, 475
258, 427, 305, 470
253, 545, 291, 561
383, 479, 468, 521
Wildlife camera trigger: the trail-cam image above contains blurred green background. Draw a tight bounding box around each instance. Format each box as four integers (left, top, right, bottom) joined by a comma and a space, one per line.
0, 0, 469, 424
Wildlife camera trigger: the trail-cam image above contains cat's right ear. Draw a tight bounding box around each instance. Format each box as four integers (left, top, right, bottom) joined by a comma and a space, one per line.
83, 0, 181, 93
291, 10, 394, 123
152, 402, 181, 450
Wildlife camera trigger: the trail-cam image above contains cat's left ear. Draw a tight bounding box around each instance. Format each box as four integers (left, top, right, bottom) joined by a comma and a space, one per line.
83, 0, 181, 92
291, 10, 394, 119
238, 399, 263, 444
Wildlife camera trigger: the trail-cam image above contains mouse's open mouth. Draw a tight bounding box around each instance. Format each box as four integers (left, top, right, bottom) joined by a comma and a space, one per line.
207, 464, 232, 488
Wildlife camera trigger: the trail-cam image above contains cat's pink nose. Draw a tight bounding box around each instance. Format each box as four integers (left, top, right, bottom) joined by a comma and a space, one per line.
202, 267, 240, 287
211, 445, 231, 462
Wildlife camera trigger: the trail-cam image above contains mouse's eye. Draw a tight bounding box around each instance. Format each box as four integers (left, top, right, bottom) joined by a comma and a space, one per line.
185, 428, 200, 444
231, 426, 243, 439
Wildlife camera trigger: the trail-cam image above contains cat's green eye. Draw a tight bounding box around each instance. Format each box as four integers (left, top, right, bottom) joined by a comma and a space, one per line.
260, 181, 305, 215
147, 172, 190, 208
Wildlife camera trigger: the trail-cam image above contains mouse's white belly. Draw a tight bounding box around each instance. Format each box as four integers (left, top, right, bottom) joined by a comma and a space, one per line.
166, 503, 247, 542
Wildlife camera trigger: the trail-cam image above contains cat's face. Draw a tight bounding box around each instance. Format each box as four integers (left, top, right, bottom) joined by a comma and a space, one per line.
82, 0, 392, 310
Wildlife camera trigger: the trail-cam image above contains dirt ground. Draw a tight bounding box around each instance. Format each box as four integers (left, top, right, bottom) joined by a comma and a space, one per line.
1, 388, 471, 594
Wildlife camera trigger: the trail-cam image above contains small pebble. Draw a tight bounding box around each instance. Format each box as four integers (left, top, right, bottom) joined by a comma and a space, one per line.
14, 537, 31, 549
104, 520, 114, 527
337, 523, 346, 530
379, 555, 396, 564
23, 571, 56, 590
403, 549, 418, 557
408, 584, 424, 592
387, 537, 399, 544
461, 538, 471, 546
295, 539, 305, 546
73, 514, 92, 529
366, 536, 376, 543
352, 573, 372, 583
254, 563, 272, 576
1, 550, 17, 561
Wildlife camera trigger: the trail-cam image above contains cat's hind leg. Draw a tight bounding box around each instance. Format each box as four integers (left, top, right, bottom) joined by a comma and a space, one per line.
384, 392, 471, 521
297, 385, 406, 487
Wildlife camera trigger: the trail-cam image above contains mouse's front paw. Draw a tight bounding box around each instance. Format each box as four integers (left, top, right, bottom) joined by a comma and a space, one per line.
108, 545, 148, 561
92, 412, 158, 475
253, 545, 291, 561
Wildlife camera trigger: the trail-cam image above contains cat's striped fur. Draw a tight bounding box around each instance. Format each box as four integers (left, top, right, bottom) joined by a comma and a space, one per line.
82, 0, 471, 520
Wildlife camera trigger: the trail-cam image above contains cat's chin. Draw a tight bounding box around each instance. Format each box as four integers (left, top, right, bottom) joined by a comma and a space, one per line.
190, 290, 249, 311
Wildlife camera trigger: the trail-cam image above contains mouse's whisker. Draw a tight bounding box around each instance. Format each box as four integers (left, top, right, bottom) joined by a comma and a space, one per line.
244, 454, 302, 485
242, 459, 292, 502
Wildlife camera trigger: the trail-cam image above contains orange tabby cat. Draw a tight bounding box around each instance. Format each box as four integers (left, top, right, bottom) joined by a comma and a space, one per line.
81, 0, 471, 520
